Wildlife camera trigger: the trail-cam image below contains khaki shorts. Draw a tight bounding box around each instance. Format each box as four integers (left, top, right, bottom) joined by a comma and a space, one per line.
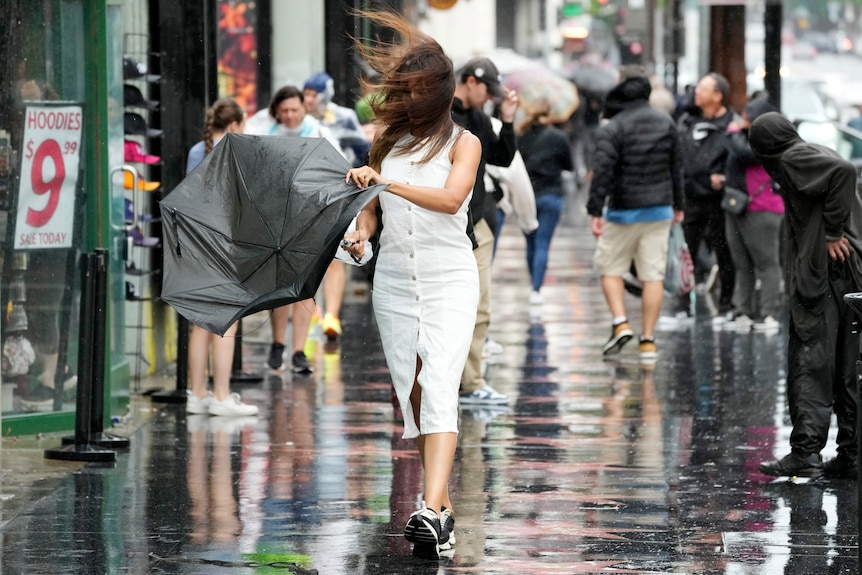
594, 219, 672, 281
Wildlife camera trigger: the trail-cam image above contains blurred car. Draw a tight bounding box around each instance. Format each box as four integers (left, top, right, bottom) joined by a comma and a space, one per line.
796, 120, 862, 196
790, 40, 817, 60
782, 79, 840, 124
803, 31, 838, 54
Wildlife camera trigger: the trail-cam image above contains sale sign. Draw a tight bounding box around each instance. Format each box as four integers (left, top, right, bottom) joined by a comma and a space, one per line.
14, 105, 83, 249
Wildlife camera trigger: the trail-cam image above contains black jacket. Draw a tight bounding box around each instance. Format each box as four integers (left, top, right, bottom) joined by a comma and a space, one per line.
517, 124, 573, 199
725, 97, 777, 191
678, 106, 738, 200
451, 97, 516, 234
586, 76, 684, 217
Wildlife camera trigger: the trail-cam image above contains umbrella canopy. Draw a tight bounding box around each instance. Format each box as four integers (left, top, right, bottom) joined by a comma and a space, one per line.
503, 67, 580, 124
571, 66, 617, 100
160, 134, 383, 336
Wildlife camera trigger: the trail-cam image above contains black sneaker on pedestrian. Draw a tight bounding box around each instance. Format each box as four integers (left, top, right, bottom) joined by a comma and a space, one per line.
291, 350, 313, 375
267, 342, 285, 370
823, 452, 858, 479
404, 508, 442, 558
759, 451, 823, 478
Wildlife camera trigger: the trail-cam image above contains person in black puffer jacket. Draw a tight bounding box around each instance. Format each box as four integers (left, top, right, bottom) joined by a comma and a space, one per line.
587, 71, 684, 364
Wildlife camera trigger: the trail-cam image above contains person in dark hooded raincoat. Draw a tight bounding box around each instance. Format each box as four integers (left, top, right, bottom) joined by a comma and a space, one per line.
749, 111, 862, 479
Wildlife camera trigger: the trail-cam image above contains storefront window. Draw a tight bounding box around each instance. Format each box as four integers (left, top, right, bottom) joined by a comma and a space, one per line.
217, 0, 260, 114
0, 0, 86, 415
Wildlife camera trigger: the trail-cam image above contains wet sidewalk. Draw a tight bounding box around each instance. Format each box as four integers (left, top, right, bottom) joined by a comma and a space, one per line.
0, 193, 858, 574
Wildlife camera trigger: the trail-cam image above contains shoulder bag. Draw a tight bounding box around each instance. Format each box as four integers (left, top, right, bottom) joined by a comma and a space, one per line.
721, 180, 770, 216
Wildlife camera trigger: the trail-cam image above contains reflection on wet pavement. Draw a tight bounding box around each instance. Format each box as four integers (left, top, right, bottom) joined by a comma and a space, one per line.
0, 195, 857, 574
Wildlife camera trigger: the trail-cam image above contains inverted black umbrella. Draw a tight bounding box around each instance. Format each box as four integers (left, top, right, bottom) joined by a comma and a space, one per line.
160, 134, 383, 336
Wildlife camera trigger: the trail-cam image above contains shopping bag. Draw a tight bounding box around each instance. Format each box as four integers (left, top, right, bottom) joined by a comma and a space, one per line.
664, 222, 694, 297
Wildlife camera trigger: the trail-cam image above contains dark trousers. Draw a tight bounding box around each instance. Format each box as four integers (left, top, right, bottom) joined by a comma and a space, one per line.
787, 261, 859, 457
682, 198, 735, 309
725, 210, 783, 319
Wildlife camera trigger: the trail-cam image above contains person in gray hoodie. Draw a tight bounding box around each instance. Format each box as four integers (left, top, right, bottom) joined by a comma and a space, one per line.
750, 111, 862, 480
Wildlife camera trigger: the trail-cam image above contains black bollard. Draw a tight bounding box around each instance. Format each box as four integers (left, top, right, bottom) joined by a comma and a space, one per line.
841, 291, 862, 565
230, 319, 263, 384
45, 254, 115, 462
62, 249, 129, 448
150, 315, 190, 403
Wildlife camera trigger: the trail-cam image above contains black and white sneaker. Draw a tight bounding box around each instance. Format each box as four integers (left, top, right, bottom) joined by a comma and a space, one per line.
439, 507, 455, 551
291, 351, 314, 375
404, 508, 442, 558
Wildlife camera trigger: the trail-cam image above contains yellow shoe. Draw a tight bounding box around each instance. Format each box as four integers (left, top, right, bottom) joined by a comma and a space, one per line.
322, 313, 342, 341
638, 337, 658, 365
303, 337, 319, 362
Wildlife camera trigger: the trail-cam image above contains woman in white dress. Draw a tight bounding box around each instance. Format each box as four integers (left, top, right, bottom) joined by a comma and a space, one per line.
343, 11, 482, 557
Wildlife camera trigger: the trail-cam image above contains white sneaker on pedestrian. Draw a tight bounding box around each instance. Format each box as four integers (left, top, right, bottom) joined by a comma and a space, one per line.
723, 313, 753, 332
529, 290, 543, 305
753, 315, 780, 332
186, 390, 212, 414
208, 392, 259, 416
459, 385, 509, 405
483, 338, 504, 356
657, 311, 694, 331
711, 311, 735, 327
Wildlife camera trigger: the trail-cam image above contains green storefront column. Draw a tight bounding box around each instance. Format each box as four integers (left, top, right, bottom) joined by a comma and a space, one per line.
2, 0, 129, 437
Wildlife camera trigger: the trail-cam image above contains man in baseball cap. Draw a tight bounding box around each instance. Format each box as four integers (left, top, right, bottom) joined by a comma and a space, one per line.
451, 56, 520, 408
458, 57, 506, 99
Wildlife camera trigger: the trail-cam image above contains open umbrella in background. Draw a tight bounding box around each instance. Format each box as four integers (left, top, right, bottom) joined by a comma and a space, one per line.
160, 134, 383, 336
571, 66, 617, 101
503, 67, 580, 124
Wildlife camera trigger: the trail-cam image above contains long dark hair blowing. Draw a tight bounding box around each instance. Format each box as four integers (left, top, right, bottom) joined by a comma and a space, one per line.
204, 98, 245, 155
353, 10, 456, 168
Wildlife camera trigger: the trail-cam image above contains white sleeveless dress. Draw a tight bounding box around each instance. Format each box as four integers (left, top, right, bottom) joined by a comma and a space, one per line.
373, 128, 479, 439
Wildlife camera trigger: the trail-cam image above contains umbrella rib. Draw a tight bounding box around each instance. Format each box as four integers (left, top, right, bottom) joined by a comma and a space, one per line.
278, 139, 325, 241
239, 252, 277, 284
231, 151, 283, 251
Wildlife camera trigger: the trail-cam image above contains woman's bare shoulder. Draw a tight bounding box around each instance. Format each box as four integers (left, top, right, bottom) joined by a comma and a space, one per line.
453, 129, 480, 153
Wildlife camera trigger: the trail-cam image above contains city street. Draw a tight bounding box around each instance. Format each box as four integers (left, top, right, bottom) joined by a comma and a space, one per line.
0, 189, 858, 574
